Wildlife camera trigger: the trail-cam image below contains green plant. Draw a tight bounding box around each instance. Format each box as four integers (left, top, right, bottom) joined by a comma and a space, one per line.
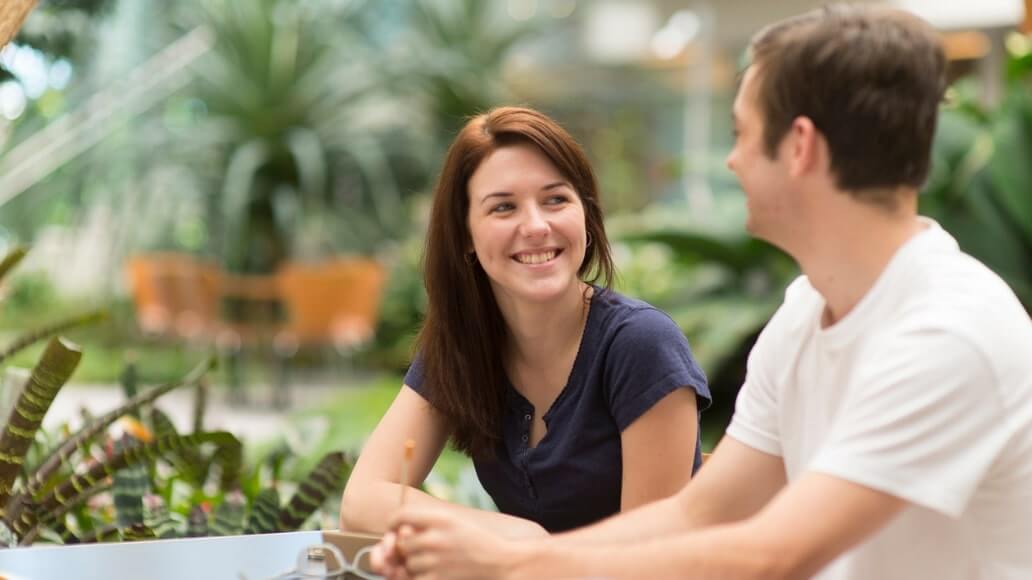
921, 41, 1032, 310
0, 247, 247, 546
399, 0, 541, 151
176, 0, 422, 268
610, 200, 797, 426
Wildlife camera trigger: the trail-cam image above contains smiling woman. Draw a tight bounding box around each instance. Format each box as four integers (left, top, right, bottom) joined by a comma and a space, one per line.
340, 106, 711, 538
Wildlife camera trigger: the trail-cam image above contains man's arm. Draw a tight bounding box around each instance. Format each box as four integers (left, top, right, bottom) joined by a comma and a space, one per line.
552, 436, 787, 546
515, 472, 906, 579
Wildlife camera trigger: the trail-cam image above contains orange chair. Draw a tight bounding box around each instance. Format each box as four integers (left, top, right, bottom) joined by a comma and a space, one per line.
276, 258, 387, 351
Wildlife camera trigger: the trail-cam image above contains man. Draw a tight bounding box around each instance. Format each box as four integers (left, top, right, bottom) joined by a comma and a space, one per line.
372, 5, 1032, 579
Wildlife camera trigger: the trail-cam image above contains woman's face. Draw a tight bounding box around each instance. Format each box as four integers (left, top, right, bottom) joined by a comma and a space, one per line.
466, 143, 588, 306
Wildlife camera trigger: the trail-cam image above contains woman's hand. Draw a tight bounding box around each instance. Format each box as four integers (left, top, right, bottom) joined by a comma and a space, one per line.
382, 505, 528, 580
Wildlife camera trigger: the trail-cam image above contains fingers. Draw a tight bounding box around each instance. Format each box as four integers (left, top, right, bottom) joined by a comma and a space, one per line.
404, 551, 439, 577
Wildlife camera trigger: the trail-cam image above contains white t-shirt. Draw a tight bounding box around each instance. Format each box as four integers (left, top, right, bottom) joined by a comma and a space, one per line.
726, 219, 1032, 579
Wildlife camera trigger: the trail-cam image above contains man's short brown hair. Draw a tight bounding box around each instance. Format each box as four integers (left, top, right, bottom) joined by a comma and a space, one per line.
747, 5, 946, 204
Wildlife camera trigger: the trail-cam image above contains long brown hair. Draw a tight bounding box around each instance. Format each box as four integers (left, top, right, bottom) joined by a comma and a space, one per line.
416, 106, 614, 459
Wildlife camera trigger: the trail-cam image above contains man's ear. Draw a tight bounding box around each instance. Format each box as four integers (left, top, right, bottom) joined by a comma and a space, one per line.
786, 116, 825, 178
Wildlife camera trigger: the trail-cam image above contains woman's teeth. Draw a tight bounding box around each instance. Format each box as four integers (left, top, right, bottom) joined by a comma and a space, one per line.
515, 250, 557, 264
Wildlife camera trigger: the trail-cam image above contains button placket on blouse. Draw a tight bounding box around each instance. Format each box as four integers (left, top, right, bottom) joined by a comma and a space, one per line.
521, 407, 537, 498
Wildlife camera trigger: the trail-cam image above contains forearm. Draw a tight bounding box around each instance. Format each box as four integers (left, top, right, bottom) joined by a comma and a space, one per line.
514, 521, 793, 580
547, 496, 687, 547
341, 481, 545, 539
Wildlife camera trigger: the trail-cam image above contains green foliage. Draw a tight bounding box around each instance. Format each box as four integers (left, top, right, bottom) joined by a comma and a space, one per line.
402, 0, 541, 148
610, 202, 796, 413
177, 0, 421, 267
246, 487, 279, 534
922, 46, 1032, 310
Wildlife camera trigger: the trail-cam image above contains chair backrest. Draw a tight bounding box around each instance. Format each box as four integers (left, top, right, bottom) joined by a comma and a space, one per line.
277, 258, 387, 348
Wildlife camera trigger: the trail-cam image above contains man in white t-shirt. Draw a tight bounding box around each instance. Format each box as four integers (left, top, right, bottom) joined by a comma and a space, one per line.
371, 5, 1032, 579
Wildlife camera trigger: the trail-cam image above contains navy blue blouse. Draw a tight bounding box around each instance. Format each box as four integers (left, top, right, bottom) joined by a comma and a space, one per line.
404, 288, 710, 532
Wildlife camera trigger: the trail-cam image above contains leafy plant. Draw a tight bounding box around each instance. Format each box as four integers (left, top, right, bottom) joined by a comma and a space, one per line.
921, 41, 1032, 310
0, 246, 241, 546
176, 0, 421, 268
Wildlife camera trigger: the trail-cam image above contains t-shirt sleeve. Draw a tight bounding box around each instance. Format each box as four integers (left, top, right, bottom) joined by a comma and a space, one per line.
604, 307, 711, 431
725, 318, 785, 457
808, 328, 1007, 518
402, 353, 428, 400
726, 277, 811, 457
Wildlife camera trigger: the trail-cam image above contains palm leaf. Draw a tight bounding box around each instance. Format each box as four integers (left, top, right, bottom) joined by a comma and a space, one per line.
277, 451, 350, 531
0, 337, 82, 518
0, 310, 105, 365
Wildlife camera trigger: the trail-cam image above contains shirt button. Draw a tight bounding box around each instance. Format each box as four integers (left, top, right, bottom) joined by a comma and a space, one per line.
521, 434, 529, 443
524, 414, 532, 421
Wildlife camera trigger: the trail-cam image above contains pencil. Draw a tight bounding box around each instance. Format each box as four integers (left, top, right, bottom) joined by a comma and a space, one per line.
400, 438, 415, 506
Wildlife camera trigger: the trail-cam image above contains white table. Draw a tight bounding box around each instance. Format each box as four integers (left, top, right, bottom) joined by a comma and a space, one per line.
0, 530, 322, 580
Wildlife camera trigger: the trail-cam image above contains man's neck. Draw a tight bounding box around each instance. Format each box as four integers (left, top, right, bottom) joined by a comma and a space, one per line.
793, 194, 923, 327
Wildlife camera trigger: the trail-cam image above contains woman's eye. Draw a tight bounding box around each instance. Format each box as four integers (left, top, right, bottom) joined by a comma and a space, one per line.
546, 195, 569, 205
490, 202, 515, 213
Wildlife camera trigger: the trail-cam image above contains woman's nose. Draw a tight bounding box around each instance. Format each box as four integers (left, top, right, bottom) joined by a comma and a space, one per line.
519, 206, 549, 238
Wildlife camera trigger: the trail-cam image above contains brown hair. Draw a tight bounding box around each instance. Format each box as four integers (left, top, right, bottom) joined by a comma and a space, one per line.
747, 5, 946, 205
416, 106, 614, 459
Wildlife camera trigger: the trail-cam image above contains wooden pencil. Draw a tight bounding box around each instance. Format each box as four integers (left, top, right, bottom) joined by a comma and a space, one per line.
400, 439, 415, 505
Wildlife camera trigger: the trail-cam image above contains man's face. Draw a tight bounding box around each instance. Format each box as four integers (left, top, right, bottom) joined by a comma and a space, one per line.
726, 66, 794, 244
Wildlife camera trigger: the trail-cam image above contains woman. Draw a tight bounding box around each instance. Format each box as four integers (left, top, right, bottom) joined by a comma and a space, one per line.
340, 106, 710, 538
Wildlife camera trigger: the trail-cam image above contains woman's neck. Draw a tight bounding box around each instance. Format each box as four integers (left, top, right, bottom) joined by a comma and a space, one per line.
499, 282, 592, 368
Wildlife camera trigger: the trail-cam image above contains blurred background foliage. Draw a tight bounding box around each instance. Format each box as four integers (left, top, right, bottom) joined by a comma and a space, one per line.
0, 0, 1029, 518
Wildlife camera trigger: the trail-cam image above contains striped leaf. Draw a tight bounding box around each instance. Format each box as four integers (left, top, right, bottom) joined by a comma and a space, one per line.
23, 358, 215, 500
277, 451, 350, 531
192, 377, 209, 434
143, 494, 180, 539
0, 337, 81, 519
148, 407, 205, 485
186, 504, 208, 538
120, 522, 157, 542
209, 490, 246, 536
16, 431, 241, 544
245, 487, 280, 534
75, 524, 123, 544
119, 358, 139, 418
112, 436, 150, 528
0, 310, 106, 365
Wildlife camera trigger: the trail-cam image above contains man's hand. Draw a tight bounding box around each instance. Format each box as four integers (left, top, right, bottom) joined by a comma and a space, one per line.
378, 505, 526, 580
